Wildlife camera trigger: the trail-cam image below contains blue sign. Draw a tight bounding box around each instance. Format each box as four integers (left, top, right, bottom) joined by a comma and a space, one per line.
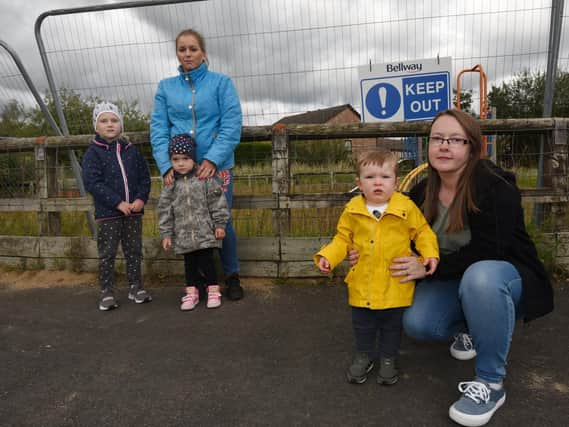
402, 74, 450, 121
359, 58, 452, 123
365, 83, 401, 119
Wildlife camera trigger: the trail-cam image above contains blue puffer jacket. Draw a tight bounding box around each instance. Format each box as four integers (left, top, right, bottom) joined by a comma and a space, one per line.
82, 136, 151, 220
150, 63, 242, 176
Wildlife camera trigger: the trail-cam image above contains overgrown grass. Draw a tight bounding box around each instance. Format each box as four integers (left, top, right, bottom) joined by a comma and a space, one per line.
0, 164, 554, 239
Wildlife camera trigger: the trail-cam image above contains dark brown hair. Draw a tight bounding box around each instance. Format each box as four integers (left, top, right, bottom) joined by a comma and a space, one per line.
356, 150, 398, 176
423, 109, 481, 232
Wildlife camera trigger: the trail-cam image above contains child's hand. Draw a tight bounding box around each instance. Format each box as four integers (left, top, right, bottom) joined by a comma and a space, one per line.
117, 201, 131, 216
130, 199, 145, 212
215, 227, 225, 240
424, 257, 439, 275
162, 238, 172, 251
317, 256, 331, 274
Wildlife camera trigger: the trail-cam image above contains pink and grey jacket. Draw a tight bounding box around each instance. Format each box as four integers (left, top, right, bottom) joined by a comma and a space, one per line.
82, 135, 151, 221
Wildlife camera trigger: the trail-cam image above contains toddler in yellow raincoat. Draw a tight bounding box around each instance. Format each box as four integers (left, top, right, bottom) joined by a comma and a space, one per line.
314, 150, 439, 386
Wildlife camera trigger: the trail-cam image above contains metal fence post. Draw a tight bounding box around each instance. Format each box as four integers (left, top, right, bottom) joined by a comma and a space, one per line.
536, 0, 565, 224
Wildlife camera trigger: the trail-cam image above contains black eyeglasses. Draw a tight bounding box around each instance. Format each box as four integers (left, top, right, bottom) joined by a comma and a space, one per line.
428, 136, 470, 146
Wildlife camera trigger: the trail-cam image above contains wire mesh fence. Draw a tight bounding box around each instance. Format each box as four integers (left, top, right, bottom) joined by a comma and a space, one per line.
16, 0, 568, 133
1, 1, 568, 243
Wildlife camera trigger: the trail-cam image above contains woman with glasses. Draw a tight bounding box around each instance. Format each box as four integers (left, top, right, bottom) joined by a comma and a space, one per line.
350, 108, 553, 426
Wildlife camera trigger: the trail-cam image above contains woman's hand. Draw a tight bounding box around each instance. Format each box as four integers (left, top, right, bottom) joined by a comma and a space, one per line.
197, 159, 217, 180
163, 169, 175, 186
162, 237, 172, 252
390, 256, 427, 283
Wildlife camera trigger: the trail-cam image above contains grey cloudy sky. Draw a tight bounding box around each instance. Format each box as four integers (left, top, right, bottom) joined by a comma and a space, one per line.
0, 0, 565, 125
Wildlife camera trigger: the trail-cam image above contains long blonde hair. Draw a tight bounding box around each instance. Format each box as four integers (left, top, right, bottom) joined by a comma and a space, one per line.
423, 109, 482, 232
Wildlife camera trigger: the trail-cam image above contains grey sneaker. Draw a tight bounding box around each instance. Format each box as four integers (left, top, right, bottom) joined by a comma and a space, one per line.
346, 352, 375, 384
128, 286, 152, 304
450, 333, 477, 360
377, 357, 398, 385
449, 380, 506, 426
99, 289, 118, 311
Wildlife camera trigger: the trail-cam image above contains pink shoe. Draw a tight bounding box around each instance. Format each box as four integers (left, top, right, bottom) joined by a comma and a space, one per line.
206, 285, 222, 309
180, 286, 199, 311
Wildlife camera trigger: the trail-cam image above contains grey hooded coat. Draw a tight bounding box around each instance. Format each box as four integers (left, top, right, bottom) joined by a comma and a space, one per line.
158, 173, 229, 255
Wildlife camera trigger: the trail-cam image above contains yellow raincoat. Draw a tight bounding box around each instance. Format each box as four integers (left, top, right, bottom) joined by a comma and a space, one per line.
314, 192, 438, 309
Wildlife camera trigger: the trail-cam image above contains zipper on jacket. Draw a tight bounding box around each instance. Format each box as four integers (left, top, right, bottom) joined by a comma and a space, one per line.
185, 75, 197, 137
115, 143, 130, 203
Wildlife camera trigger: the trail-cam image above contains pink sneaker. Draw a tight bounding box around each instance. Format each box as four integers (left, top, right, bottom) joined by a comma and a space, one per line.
206, 285, 222, 309
180, 286, 199, 311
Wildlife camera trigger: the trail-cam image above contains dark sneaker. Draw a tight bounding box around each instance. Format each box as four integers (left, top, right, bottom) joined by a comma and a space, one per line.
99, 289, 118, 311
377, 357, 398, 385
128, 286, 152, 304
346, 352, 375, 384
450, 333, 477, 361
449, 380, 506, 427
225, 273, 244, 301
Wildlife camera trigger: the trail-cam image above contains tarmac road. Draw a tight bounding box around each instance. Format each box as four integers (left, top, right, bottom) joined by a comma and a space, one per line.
1, 279, 568, 426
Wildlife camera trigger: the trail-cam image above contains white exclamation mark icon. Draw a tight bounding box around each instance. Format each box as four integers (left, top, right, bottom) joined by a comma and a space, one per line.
378, 86, 387, 116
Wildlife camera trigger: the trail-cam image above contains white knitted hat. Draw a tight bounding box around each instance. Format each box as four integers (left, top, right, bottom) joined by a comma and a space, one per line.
92, 101, 123, 131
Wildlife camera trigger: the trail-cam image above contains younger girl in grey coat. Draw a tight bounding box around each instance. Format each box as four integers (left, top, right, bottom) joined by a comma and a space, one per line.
158, 134, 229, 310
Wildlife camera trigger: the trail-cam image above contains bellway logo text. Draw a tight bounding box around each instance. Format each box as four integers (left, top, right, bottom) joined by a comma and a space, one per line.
385, 63, 423, 73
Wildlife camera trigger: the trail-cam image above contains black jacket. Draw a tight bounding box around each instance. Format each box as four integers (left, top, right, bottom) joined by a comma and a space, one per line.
409, 160, 554, 321
82, 136, 151, 220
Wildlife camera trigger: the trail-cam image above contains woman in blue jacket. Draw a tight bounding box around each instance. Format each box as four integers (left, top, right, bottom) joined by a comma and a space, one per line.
150, 29, 244, 300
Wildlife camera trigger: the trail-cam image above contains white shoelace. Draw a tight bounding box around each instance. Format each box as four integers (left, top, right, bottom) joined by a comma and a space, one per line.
458, 381, 490, 404
457, 333, 474, 350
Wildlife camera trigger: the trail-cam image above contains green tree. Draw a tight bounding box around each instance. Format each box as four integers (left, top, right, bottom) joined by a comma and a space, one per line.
1, 88, 150, 137
487, 70, 569, 169
115, 99, 150, 132
452, 89, 474, 114
488, 69, 569, 118
0, 100, 43, 137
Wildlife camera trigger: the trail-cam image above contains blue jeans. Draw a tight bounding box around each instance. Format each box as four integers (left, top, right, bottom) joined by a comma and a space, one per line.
402, 261, 524, 383
217, 170, 239, 276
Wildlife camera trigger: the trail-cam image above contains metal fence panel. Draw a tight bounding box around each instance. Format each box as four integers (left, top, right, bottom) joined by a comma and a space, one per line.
32, 0, 562, 131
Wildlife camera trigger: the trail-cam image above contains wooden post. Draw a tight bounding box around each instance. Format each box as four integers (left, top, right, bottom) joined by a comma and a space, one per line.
36, 144, 61, 236
271, 124, 291, 237
550, 119, 568, 229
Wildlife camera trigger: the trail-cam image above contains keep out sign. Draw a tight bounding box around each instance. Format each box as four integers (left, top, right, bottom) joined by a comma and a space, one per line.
402, 74, 449, 121
359, 57, 452, 123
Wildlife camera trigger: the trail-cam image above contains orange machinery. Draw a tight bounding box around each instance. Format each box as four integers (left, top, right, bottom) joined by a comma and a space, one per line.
455, 64, 493, 158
